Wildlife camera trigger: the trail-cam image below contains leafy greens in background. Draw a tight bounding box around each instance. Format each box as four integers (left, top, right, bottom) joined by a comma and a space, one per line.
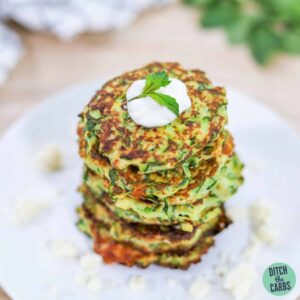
183, 0, 300, 65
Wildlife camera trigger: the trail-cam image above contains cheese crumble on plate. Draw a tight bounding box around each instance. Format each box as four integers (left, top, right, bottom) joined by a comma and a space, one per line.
128, 275, 146, 292
223, 263, 256, 300
36, 144, 63, 172
49, 240, 80, 259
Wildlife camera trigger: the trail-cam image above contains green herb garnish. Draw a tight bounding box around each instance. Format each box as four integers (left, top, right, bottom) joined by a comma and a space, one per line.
183, 0, 300, 65
128, 71, 179, 116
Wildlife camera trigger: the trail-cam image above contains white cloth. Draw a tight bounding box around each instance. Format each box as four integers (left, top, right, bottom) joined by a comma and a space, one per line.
0, 0, 174, 85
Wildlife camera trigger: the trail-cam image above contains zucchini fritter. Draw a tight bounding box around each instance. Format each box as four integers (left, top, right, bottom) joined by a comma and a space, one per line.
78, 62, 228, 172
77, 207, 230, 269
77, 196, 230, 253
80, 153, 243, 226
76, 62, 244, 269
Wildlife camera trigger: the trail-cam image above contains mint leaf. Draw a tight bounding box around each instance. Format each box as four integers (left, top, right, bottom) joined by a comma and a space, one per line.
142, 71, 171, 95
128, 71, 180, 117
148, 93, 179, 116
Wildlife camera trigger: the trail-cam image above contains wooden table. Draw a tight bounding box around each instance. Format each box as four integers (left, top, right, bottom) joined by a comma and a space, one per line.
1, 3, 300, 299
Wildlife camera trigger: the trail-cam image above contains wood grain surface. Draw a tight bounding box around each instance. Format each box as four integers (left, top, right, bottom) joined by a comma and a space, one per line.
0, 3, 300, 299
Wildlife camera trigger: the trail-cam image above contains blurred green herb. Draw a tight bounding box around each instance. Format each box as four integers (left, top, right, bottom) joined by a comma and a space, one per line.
128, 71, 179, 116
183, 0, 300, 65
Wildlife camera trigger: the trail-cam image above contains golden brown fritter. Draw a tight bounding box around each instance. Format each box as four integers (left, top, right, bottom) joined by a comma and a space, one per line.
78, 62, 228, 172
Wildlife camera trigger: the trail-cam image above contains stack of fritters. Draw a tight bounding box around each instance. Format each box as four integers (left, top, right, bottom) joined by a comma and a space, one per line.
76, 62, 244, 269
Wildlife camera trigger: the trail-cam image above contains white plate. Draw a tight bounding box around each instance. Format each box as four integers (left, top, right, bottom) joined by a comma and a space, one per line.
0, 81, 300, 300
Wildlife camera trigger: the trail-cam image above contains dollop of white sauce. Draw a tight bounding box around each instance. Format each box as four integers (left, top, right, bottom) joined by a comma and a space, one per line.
126, 78, 191, 128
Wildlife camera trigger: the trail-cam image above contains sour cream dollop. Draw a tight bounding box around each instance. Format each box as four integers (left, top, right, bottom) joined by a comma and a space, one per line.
126, 78, 191, 128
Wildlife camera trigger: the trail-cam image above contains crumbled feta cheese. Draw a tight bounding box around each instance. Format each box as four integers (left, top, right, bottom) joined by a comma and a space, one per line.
75, 272, 102, 292
80, 253, 102, 271
49, 240, 80, 259
166, 277, 178, 288
223, 263, 256, 300
128, 275, 146, 291
11, 198, 50, 225
75, 252, 104, 292
248, 200, 278, 244
36, 144, 63, 172
188, 277, 211, 299
255, 225, 277, 244
248, 200, 270, 228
